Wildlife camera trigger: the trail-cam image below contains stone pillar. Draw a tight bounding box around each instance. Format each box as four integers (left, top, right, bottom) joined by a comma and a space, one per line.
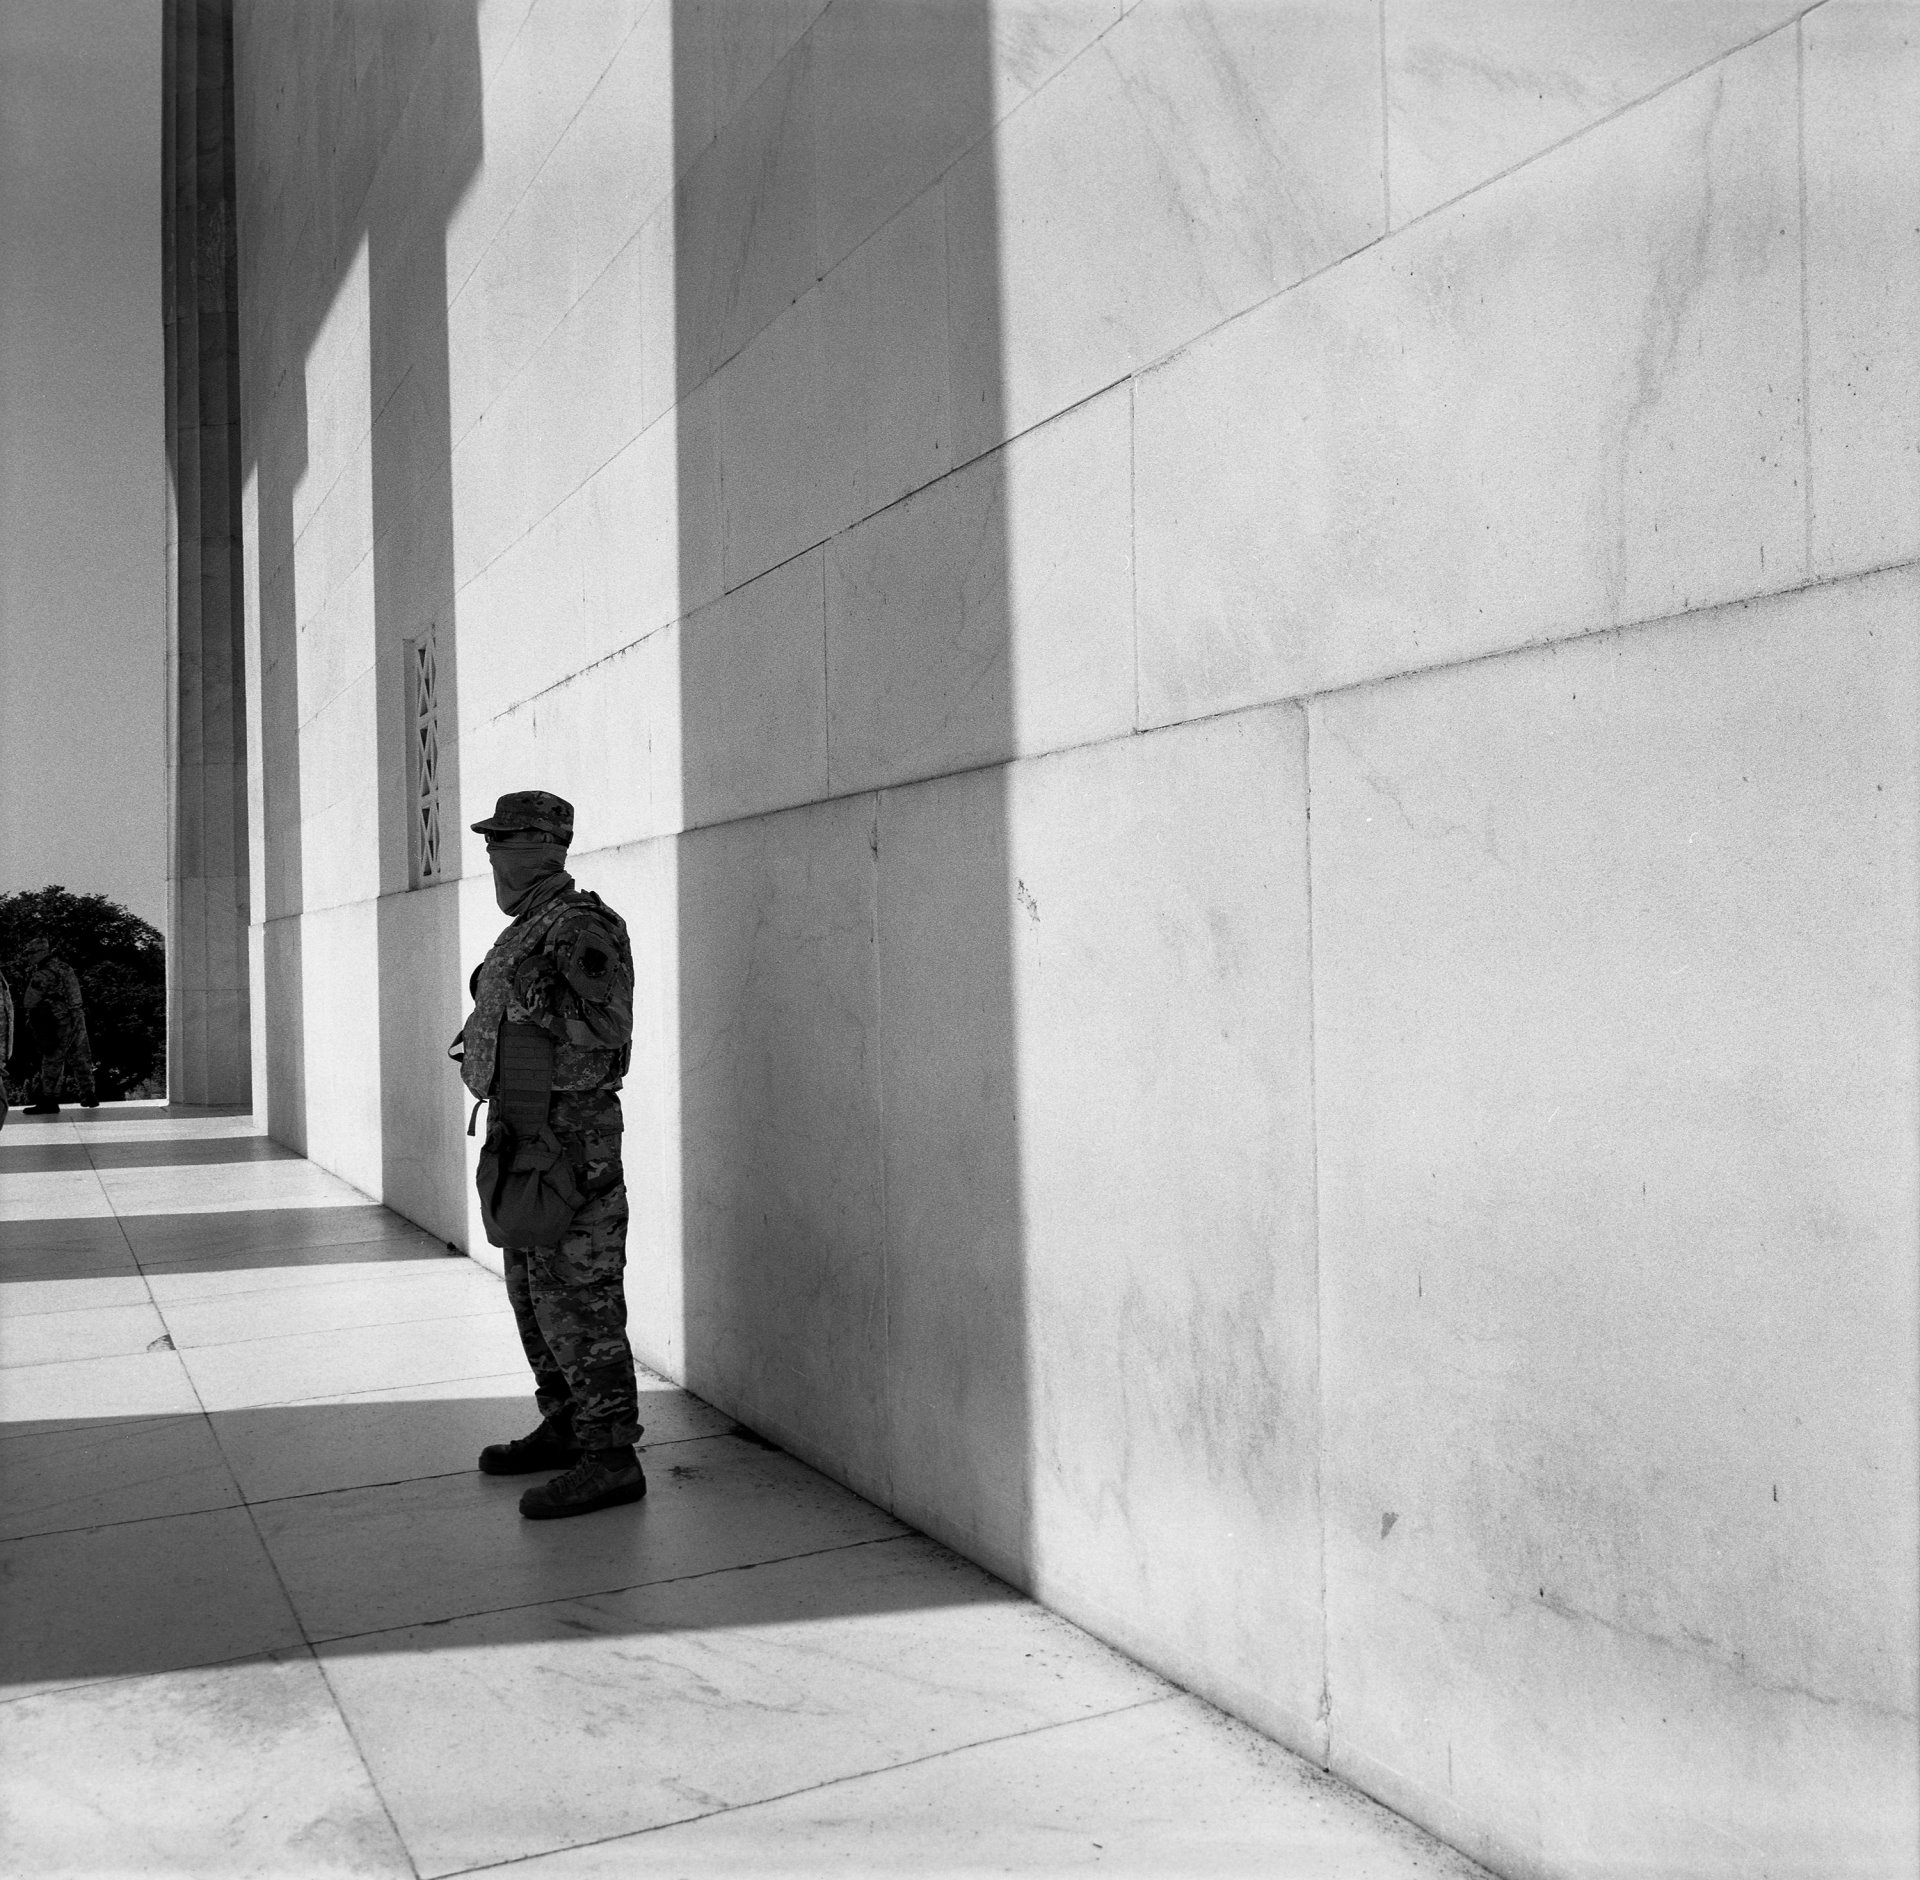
162, 0, 250, 1105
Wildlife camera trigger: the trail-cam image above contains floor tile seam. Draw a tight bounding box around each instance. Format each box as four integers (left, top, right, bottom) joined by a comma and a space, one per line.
304, 1531, 920, 1653
0, 1409, 192, 1447
104, 1189, 385, 1219
0, 1476, 246, 1546
225, 1430, 741, 1515
132, 1242, 451, 1273
0, 1341, 205, 1384
162, 1302, 516, 1356
439, 1694, 1181, 1878
305, 1639, 428, 1880
166, 1304, 518, 1359
238, 1361, 554, 1411
185, 1363, 549, 1416
0, 1637, 304, 1710
0, 1481, 263, 1548
148, 1262, 496, 1310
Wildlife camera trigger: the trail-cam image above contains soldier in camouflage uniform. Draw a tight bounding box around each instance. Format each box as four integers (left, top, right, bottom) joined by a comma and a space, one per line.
19, 935, 96, 1114
456, 791, 646, 1520
0, 961, 14, 1127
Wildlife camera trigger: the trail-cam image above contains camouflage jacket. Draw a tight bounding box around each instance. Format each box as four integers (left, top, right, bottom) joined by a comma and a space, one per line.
23, 958, 88, 1050
457, 872, 633, 1102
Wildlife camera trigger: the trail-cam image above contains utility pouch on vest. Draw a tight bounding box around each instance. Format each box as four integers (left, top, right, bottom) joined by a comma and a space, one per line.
475, 1020, 586, 1250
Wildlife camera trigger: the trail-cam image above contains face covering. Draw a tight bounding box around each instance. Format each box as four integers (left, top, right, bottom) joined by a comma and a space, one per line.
490, 843, 567, 916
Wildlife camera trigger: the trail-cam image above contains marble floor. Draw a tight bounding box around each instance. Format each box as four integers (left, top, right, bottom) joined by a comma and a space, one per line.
0, 1106, 1485, 1879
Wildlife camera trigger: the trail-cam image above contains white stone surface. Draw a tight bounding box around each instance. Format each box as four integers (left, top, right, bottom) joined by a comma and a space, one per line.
316, 1536, 1167, 1878
0, 1505, 305, 1700
672, 33, 820, 394
506, 1694, 1488, 1879
948, 0, 1384, 461
0, 1349, 202, 1430
674, 794, 889, 1497
719, 185, 950, 590
875, 714, 1326, 1743
0, 1300, 168, 1370
442, 0, 645, 340
1804, 0, 1920, 577
158, 1259, 498, 1352
810, 0, 1121, 278
452, 228, 647, 591
825, 384, 1134, 794
872, 764, 1027, 1578
1006, 714, 1325, 1750
445, 18, 675, 450
257, 1434, 908, 1645
1384, 0, 1811, 225
674, 0, 830, 182
1309, 570, 1919, 1876
0, 1652, 414, 1878
179, 1310, 529, 1413
231, 9, 1917, 1872
0, 1273, 152, 1318
93, 1155, 374, 1219
0, 1168, 112, 1221
678, 547, 831, 827
371, 877, 472, 1246
0, 1414, 240, 1543
292, 898, 387, 1199
1135, 24, 1804, 726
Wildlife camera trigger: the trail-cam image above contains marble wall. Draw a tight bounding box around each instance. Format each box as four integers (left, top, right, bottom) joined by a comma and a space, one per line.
231, 3, 1917, 1875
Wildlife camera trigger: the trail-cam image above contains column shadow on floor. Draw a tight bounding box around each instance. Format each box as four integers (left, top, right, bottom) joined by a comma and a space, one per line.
2, 1133, 1014, 1694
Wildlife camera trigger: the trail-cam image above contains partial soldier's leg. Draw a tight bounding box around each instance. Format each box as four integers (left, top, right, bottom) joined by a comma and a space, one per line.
521, 1178, 641, 1451
502, 1244, 576, 1427
28, 1045, 67, 1110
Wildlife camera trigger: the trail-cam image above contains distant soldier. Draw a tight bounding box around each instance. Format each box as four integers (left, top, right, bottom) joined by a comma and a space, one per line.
0, 960, 13, 1128
453, 791, 646, 1521
19, 935, 96, 1115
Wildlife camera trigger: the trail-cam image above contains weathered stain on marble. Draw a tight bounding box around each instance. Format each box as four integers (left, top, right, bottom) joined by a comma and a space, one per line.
824, 384, 1133, 795
0, 1651, 414, 1877
1003, 710, 1324, 1748
948, 0, 1384, 461
675, 794, 889, 1498
1310, 571, 1919, 1876
1804, 0, 1920, 577
1385, 0, 1814, 225
1134, 25, 1802, 728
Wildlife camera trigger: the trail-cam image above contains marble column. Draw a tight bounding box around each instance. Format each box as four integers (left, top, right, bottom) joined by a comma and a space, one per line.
162, 0, 250, 1105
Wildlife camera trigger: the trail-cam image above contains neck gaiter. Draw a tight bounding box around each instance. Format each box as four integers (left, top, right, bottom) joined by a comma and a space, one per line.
491, 847, 566, 916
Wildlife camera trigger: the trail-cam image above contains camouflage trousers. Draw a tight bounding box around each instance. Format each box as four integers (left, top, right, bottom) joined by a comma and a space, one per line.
32, 1033, 94, 1106
500, 1093, 640, 1451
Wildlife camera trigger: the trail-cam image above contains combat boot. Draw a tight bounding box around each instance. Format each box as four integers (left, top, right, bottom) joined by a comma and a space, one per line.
477, 1413, 582, 1475
518, 1445, 646, 1520
24, 1100, 58, 1115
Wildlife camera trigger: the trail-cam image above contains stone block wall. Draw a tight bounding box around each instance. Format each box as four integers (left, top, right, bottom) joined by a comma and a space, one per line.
232, 3, 1918, 1874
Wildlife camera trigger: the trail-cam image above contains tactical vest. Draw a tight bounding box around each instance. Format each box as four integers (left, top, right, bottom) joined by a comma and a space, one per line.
458, 884, 627, 1102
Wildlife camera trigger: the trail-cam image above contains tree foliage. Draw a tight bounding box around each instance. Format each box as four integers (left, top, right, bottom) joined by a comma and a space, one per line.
0, 887, 166, 1101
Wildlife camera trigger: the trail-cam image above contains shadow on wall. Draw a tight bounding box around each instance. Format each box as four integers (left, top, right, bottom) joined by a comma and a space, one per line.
669, 7, 1027, 1581
242, 5, 480, 1241
239, 1, 1031, 1590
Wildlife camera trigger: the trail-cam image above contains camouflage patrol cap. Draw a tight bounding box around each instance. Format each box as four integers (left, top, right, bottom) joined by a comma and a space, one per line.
471, 790, 574, 843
